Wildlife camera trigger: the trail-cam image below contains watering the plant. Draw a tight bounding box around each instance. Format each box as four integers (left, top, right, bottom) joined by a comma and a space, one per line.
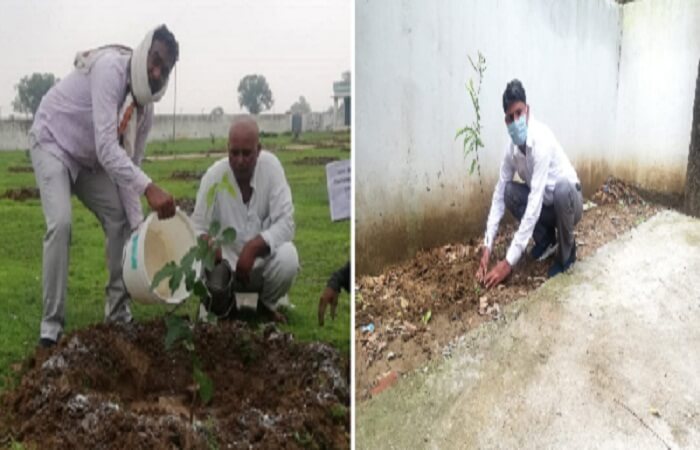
476, 79, 583, 288
28, 25, 179, 348
191, 117, 299, 323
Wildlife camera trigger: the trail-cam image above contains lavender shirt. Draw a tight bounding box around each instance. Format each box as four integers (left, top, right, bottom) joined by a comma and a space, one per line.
30, 51, 152, 227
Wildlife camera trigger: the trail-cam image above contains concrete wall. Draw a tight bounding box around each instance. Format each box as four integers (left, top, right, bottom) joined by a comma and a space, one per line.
0, 111, 338, 150
356, 0, 622, 274
613, 0, 700, 192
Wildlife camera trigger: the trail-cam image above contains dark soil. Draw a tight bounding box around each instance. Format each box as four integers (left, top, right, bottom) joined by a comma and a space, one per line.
175, 198, 196, 215
7, 166, 33, 173
170, 171, 204, 181
355, 177, 665, 401
1, 187, 40, 201
1, 319, 349, 449
292, 157, 340, 166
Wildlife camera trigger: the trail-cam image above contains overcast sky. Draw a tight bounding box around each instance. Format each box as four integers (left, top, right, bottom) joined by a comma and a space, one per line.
0, 0, 351, 117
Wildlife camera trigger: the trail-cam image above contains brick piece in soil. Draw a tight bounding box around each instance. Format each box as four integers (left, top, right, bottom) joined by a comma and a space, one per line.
0, 318, 349, 449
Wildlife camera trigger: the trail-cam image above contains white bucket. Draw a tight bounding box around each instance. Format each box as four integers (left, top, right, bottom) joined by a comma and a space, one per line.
122, 209, 201, 305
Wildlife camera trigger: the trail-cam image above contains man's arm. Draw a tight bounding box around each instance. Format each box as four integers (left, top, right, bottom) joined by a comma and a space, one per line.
504, 146, 552, 266
477, 146, 515, 282
91, 58, 173, 219
238, 158, 294, 284
319, 261, 350, 326
259, 159, 295, 253
117, 106, 154, 229
484, 146, 516, 251
90, 57, 151, 195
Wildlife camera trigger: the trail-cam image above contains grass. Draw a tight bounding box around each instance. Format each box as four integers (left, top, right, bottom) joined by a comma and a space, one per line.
147, 130, 350, 155
0, 131, 350, 391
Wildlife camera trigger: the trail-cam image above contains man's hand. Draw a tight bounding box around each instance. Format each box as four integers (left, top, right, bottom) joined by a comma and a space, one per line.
318, 286, 339, 326
145, 183, 175, 219
484, 259, 512, 289
235, 236, 269, 285
476, 247, 491, 283
235, 245, 256, 285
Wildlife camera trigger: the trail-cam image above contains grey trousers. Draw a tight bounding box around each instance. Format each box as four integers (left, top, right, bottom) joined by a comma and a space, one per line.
504, 179, 583, 264
203, 242, 299, 315
30, 140, 132, 341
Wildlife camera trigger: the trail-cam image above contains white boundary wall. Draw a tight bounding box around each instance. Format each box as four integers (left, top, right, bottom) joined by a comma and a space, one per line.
613, 0, 700, 192
0, 111, 338, 150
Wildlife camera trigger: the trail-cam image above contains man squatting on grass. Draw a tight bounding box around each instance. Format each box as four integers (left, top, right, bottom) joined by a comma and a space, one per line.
191, 118, 299, 324
29, 26, 179, 348
476, 79, 583, 288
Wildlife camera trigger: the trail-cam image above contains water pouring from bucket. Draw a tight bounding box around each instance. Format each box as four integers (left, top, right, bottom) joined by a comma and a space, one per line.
122, 209, 202, 304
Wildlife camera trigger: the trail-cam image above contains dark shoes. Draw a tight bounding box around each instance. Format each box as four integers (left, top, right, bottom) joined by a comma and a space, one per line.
531, 230, 558, 262
547, 242, 577, 278
38, 337, 57, 349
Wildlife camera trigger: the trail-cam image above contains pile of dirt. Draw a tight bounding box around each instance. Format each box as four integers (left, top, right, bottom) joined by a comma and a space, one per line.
1, 187, 39, 201
175, 198, 196, 215
592, 176, 646, 205
1, 319, 349, 449
356, 180, 661, 401
292, 156, 340, 166
7, 166, 33, 173
170, 170, 204, 181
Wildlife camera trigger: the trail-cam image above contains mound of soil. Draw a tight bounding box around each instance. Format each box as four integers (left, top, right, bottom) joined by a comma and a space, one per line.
1, 187, 39, 201
1, 319, 349, 449
292, 157, 340, 166
7, 166, 33, 173
170, 171, 204, 181
356, 180, 662, 401
175, 198, 196, 215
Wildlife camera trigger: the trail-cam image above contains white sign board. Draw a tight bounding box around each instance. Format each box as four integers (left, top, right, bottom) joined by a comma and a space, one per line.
325, 159, 351, 221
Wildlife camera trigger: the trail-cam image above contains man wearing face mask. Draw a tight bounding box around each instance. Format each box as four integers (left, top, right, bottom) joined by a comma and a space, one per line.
29, 25, 179, 348
476, 79, 583, 288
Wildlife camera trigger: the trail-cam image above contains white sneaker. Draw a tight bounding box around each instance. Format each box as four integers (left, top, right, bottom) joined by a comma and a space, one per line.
535, 243, 558, 262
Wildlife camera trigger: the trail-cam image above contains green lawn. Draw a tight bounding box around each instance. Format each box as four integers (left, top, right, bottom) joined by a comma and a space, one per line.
0, 131, 350, 391
148, 130, 350, 155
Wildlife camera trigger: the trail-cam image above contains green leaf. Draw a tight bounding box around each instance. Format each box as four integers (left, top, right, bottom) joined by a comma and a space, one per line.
208, 221, 221, 237
180, 247, 197, 271
193, 366, 214, 405
168, 267, 184, 295
193, 280, 208, 298
206, 183, 218, 209
150, 261, 177, 291
164, 315, 192, 350
203, 250, 215, 272
196, 236, 210, 260
220, 175, 237, 199
185, 269, 196, 291
470, 158, 477, 174
221, 227, 236, 244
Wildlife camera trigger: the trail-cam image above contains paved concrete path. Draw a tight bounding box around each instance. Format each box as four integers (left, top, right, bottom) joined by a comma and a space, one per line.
357, 210, 700, 449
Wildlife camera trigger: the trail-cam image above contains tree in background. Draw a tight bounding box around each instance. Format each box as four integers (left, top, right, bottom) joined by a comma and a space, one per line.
237, 75, 273, 115
12, 73, 59, 119
288, 96, 311, 114
210, 106, 224, 117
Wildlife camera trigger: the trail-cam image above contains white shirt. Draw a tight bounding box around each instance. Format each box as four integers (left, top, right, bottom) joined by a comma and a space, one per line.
191, 151, 295, 265
484, 116, 579, 266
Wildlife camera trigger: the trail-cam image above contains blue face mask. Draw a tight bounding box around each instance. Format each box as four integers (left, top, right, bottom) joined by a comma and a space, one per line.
507, 115, 528, 147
